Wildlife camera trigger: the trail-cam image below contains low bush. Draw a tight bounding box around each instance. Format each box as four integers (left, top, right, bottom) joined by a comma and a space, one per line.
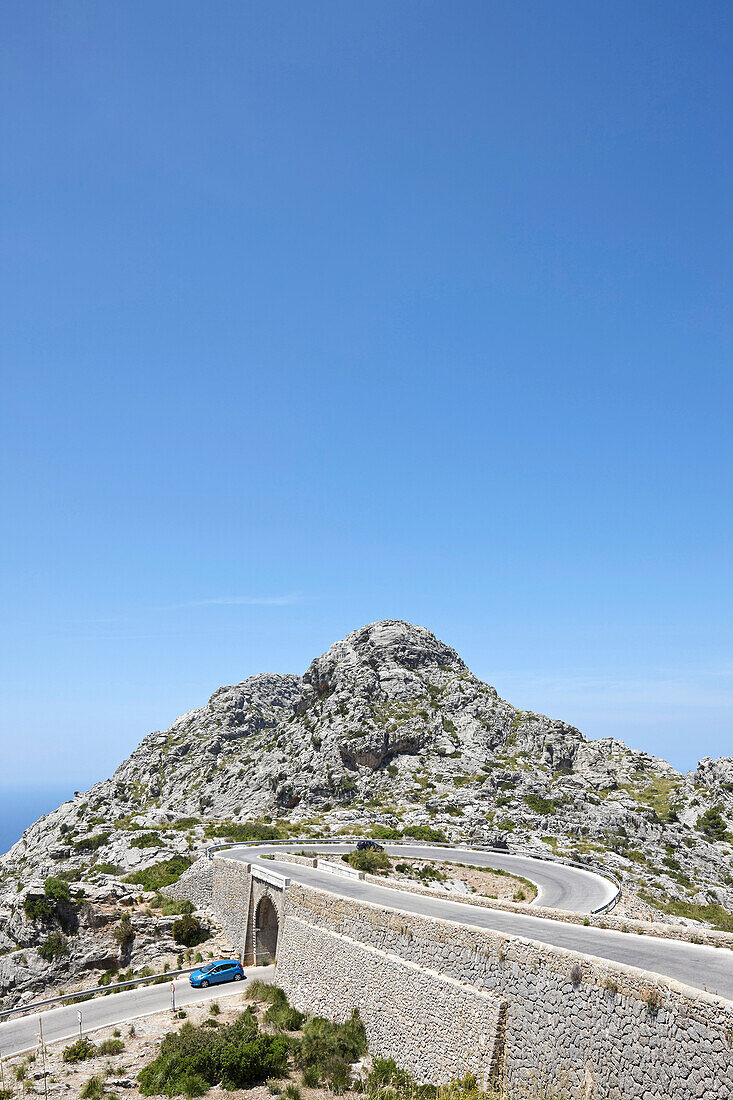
203, 822, 283, 843
97, 1038, 125, 1055
264, 990, 305, 1032
73, 832, 111, 852
154, 894, 194, 917
523, 795, 556, 816
95, 863, 123, 876
138, 1011, 289, 1095
295, 1010, 366, 1075
43, 877, 73, 904
113, 914, 135, 950
402, 825, 447, 843
697, 805, 729, 842
62, 1037, 97, 1063
172, 914, 209, 947
123, 856, 193, 891
80, 1076, 105, 1099
245, 979, 284, 1004
345, 849, 391, 875
38, 932, 69, 960
130, 832, 163, 849
23, 895, 55, 922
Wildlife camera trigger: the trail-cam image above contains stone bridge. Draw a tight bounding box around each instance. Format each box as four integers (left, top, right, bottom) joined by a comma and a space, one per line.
169, 851, 733, 1100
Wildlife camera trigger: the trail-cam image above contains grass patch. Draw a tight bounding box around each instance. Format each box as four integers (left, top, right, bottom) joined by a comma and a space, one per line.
123, 856, 193, 891
523, 795, 556, 816
639, 892, 733, 932
203, 822, 283, 843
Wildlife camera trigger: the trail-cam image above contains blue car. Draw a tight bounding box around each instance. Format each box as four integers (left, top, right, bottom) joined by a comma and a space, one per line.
189, 959, 245, 988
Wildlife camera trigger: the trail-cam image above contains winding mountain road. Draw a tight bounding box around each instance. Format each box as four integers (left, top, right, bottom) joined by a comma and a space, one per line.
1, 842, 730, 1060
235, 843, 733, 1001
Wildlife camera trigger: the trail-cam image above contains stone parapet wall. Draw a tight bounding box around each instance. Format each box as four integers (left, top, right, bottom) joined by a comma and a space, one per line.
301, 853, 733, 950
283, 881, 733, 1100
166, 855, 733, 1098
271, 853, 318, 868
277, 915, 504, 1086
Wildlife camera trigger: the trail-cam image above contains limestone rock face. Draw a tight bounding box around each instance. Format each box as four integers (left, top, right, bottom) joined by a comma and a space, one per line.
1, 619, 732, 1003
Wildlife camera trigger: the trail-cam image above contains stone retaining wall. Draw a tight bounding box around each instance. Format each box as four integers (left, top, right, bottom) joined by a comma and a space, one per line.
280, 881, 733, 1099
168, 855, 733, 1098
166, 857, 214, 911
277, 915, 505, 1086
297, 852, 733, 950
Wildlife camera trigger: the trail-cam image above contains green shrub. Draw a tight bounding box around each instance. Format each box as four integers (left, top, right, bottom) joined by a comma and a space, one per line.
73, 832, 111, 852
523, 794, 556, 816
97, 1038, 125, 1055
345, 849, 391, 875
264, 991, 305, 1032
245, 979, 282, 1003
123, 856, 193, 891
369, 826, 401, 840
172, 914, 209, 947
138, 1011, 289, 1095
130, 832, 163, 849
300, 1064, 321, 1088
80, 1076, 105, 1099
402, 825, 446, 842
43, 877, 73, 904
38, 932, 69, 960
697, 805, 728, 841
203, 822, 283, 843
296, 1010, 366, 1071
154, 895, 194, 917
95, 863, 123, 876
113, 914, 135, 950
284, 1085, 302, 1100
23, 895, 55, 922
63, 1037, 97, 1063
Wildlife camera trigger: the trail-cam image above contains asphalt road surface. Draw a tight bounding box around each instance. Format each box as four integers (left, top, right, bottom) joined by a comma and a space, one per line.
0, 965, 276, 1058
3, 842, 730, 1058
231, 843, 733, 1001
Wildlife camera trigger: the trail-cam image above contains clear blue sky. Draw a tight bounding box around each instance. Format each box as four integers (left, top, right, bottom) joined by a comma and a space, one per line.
1, 1, 731, 789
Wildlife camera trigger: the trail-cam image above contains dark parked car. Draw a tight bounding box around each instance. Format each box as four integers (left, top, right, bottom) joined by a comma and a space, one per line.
356, 839, 384, 852
189, 959, 245, 988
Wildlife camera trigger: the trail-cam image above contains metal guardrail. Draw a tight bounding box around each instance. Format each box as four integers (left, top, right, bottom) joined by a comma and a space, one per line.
0, 967, 198, 1021
205, 837, 623, 915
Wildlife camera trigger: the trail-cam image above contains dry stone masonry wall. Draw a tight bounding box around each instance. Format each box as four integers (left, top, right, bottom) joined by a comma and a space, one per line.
277, 915, 505, 1086
280, 883, 733, 1100
171, 856, 733, 1100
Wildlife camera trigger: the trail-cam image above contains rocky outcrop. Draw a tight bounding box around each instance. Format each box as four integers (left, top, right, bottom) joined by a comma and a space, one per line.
1, 620, 731, 1003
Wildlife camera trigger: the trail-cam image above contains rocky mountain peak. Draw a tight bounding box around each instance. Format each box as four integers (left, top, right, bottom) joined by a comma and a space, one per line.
1, 619, 732, 1006
303, 619, 467, 701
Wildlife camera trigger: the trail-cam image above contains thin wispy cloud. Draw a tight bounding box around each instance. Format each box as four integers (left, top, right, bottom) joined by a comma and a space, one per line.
167, 595, 307, 610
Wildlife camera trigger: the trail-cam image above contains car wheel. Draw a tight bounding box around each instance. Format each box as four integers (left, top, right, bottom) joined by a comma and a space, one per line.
234, 974, 243, 981
200, 979, 209, 988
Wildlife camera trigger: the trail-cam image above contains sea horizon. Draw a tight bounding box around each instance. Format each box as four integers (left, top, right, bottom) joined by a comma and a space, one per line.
0, 785, 78, 857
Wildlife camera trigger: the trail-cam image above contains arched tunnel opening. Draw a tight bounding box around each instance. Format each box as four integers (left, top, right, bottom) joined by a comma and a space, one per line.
255, 895, 279, 962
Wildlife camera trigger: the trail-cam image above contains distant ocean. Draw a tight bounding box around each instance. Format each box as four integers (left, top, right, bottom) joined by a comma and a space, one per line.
0, 787, 76, 856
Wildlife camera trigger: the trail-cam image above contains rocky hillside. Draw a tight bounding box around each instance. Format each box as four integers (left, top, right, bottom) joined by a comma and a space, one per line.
2, 620, 732, 1005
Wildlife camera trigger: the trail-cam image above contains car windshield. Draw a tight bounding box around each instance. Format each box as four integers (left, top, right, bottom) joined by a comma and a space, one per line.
200, 964, 216, 974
